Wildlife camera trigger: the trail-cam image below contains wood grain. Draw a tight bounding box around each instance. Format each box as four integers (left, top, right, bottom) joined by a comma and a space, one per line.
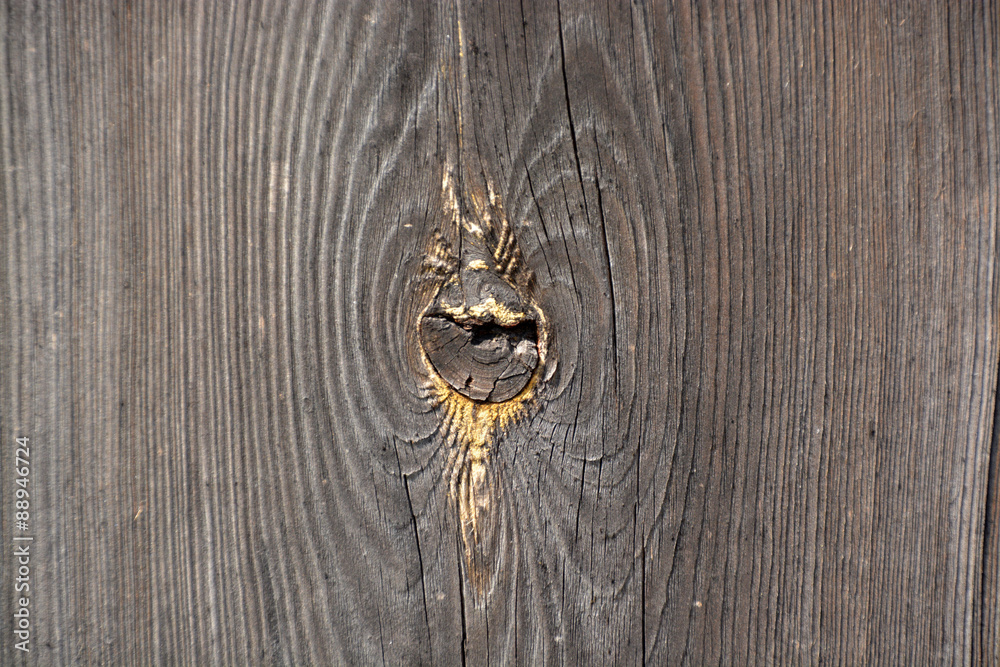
1, 0, 997, 664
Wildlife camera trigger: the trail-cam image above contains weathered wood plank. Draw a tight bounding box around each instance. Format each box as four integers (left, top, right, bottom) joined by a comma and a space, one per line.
1, 1, 997, 664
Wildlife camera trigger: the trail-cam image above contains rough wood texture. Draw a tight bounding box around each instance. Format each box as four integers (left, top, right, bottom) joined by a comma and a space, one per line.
2, 1, 998, 664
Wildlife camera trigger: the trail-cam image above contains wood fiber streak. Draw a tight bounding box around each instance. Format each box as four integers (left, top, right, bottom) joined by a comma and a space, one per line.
0, 1, 997, 665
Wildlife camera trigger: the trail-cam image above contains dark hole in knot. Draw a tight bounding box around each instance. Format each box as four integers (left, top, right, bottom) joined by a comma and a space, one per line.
419, 314, 539, 403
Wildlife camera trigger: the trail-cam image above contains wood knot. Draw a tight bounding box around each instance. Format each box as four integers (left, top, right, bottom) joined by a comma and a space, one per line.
420, 310, 539, 403
420, 167, 545, 407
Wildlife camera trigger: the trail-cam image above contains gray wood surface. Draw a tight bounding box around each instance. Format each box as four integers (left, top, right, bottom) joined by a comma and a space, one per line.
2, 1, 998, 664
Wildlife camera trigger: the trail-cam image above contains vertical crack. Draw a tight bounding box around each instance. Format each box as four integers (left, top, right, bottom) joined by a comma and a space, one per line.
457, 528, 469, 667
402, 472, 433, 656
554, 0, 591, 224
593, 166, 620, 389
979, 353, 1000, 658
